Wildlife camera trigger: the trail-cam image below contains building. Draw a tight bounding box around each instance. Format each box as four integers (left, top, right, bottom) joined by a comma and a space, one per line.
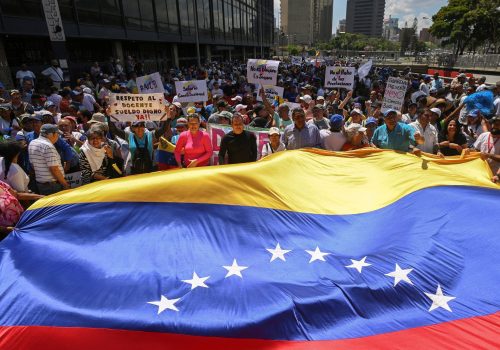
0, 0, 274, 87
280, 0, 333, 46
337, 19, 346, 35
346, 0, 385, 37
419, 28, 440, 44
383, 16, 400, 41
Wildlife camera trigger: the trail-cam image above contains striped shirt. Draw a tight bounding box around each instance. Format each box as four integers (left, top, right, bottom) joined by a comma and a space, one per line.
28, 136, 64, 183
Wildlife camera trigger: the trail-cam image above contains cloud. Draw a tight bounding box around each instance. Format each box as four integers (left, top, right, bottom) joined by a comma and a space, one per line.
386, 0, 437, 16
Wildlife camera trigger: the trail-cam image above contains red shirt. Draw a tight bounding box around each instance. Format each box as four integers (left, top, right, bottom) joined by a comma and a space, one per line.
174, 131, 213, 167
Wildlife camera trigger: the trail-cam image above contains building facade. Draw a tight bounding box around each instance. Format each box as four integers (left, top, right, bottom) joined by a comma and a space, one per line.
280, 0, 333, 46
383, 15, 399, 41
0, 0, 274, 87
337, 19, 346, 35
346, 0, 385, 37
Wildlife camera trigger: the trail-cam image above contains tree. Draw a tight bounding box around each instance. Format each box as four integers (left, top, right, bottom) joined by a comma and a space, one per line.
287, 45, 300, 55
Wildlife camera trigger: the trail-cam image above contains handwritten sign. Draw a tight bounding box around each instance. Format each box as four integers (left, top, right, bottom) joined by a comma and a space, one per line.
207, 124, 271, 165
137, 72, 164, 94
246, 59, 280, 85
109, 93, 165, 121
381, 77, 408, 113
65, 171, 82, 188
325, 66, 355, 89
42, 0, 66, 42
291, 56, 302, 65
256, 85, 284, 103
175, 80, 208, 102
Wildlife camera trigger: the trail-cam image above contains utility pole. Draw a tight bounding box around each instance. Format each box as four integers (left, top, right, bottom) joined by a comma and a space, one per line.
193, 0, 201, 68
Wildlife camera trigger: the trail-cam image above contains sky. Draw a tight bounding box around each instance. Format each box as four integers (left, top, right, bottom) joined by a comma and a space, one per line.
273, 0, 448, 33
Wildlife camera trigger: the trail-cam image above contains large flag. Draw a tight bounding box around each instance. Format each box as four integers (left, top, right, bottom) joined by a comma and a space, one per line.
0, 149, 499, 349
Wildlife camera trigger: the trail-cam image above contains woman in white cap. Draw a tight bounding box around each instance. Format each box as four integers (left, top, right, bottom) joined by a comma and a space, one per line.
261, 127, 286, 158
342, 123, 369, 151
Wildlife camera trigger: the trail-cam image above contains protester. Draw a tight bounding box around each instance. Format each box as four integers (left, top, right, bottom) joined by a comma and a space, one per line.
174, 114, 212, 168
437, 119, 468, 157
41, 60, 65, 89
342, 124, 368, 151
372, 109, 417, 153
219, 114, 257, 164
410, 108, 439, 154
474, 116, 500, 181
320, 114, 346, 151
282, 108, 321, 150
308, 105, 330, 130
0, 141, 29, 192
261, 127, 286, 158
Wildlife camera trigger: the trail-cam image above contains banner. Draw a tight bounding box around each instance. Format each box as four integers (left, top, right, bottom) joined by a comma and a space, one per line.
246, 59, 280, 85
175, 80, 208, 102
381, 77, 408, 113
291, 56, 302, 65
137, 72, 164, 94
42, 0, 66, 42
256, 85, 284, 103
358, 60, 373, 81
109, 93, 165, 121
325, 66, 355, 89
65, 171, 82, 188
207, 124, 271, 165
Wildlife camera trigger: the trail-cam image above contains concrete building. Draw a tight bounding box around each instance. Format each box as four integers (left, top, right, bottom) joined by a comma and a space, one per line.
383, 16, 400, 41
337, 19, 347, 35
281, 0, 333, 46
346, 0, 385, 37
419, 28, 440, 44
0, 0, 274, 87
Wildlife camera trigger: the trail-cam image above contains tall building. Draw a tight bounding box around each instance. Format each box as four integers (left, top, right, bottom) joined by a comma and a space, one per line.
0, 0, 274, 86
281, 0, 333, 46
383, 16, 400, 41
346, 0, 385, 37
337, 19, 347, 35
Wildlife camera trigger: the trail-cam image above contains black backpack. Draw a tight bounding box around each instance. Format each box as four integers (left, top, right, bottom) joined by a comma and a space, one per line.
131, 135, 153, 174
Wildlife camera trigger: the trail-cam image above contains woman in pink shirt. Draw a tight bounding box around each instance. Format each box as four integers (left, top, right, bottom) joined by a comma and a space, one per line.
174, 114, 213, 168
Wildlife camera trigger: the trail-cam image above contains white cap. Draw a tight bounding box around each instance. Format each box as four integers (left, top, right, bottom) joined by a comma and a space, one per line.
350, 108, 363, 116
316, 96, 325, 100
268, 127, 280, 135
430, 107, 442, 117
172, 102, 182, 109
235, 104, 248, 112
83, 87, 92, 94
231, 96, 243, 102
300, 95, 312, 103
345, 123, 367, 135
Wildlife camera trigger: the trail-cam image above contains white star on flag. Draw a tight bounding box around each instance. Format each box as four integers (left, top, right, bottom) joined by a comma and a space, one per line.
148, 295, 180, 314
223, 259, 248, 278
385, 263, 414, 286
266, 243, 291, 262
425, 284, 456, 312
182, 272, 210, 290
346, 256, 371, 273
306, 246, 330, 263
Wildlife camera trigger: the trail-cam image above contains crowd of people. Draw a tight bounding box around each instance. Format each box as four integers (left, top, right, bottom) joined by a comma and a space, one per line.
0, 57, 499, 236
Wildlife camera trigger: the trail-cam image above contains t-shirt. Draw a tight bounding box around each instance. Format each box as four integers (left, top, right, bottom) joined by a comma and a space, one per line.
307, 117, 330, 130
438, 132, 467, 156
320, 129, 346, 151
82, 93, 97, 112
219, 131, 257, 164
28, 136, 65, 183
41, 66, 64, 83
410, 121, 438, 154
372, 123, 415, 152
0, 158, 29, 192
261, 142, 286, 158
474, 132, 500, 174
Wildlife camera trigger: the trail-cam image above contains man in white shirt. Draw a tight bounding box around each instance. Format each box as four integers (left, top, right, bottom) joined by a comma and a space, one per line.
15, 64, 36, 88
321, 114, 346, 151
475, 76, 487, 92
41, 60, 65, 89
410, 108, 438, 154
28, 124, 69, 195
419, 76, 431, 96
211, 82, 223, 98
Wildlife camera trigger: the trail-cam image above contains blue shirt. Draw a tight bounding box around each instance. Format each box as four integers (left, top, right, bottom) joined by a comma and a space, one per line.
281, 123, 321, 150
371, 122, 416, 152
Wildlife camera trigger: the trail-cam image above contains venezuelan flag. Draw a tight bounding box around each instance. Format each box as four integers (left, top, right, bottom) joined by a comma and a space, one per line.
0, 149, 499, 349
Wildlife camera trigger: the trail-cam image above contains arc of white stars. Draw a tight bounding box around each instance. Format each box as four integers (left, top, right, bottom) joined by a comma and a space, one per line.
182, 272, 210, 290
385, 263, 414, 286
346, 256, 371, 273
266, 243, 291, 262
425, 284, 456, 312
147, 295, 180, 314
305, 246, 330, 263
223, 259, 248, 278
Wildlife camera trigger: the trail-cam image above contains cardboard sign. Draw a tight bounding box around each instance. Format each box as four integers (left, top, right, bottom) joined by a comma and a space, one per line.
382, 77, 408, 113
42, 0, 66, 42
109, 93, 165, 121
291, 56, 302, 65
137, 72, 164, 94
207, 124, 271, 165
246, 59, 280, 85
256, 85, 284, 103
175, 80, 208, 102
325, 66, 355, 89
65, 171, 82, 188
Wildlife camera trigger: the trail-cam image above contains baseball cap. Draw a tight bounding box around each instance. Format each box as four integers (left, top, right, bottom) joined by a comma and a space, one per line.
64, 116, 78, 125
316, 96, 325, 101
383, 109, 398, 117
231, 96, 243, 102
313, 104, 325, 110
350, 108, 363, 116
300, 95, 312, 104
345, 123, 367, 135
88, 112, 107, 124
40, 124, 61, 135
458, 73, 467, 78
365, 117, 378, 126
329, 114, 344, 129
172, 102, 182, 109
430, 107, 442, 118
467, 109, 480, 118
235, 104, 248, 112
219, 111, 233, 120
268, 127, 280, 136
10, 89, 20, 96
176, 117, 188, 127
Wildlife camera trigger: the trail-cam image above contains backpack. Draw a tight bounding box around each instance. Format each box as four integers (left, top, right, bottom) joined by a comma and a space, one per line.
131, 135, 153, 175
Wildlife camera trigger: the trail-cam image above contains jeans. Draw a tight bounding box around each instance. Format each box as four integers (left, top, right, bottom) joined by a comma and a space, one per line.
37, 182, 63, 196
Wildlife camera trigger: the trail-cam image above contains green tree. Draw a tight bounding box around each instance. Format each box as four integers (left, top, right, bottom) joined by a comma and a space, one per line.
287, 45, 300, 55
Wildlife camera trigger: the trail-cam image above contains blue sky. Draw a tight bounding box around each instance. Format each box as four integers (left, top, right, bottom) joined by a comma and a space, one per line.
274, 0, 448, 33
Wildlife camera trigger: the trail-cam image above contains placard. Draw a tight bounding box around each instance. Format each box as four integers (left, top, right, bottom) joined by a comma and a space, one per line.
175, 80, 208, 102
256, 85, 284, 103
291, 56, 302, 65
137, 72, 164, 94
381, 77, 408, 113
246, 59, 280, 85
109, 93, 165, 121
42, 0, 66, 41
325, 66, 355, 89
65, 171, 82, 188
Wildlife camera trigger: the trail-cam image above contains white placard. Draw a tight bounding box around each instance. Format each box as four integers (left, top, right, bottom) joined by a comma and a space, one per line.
65, 171, 82, 188
174, 80, 208, 102
246, 59, 280, 85
109, 93, 165, 121
137, 72, 164, 94
291, 56, 302, 65
325, 66, 355, 89
256, 85, 284, 103
381, 77, 408, 113
42, 0, 66, 41
285, 102, 301, 111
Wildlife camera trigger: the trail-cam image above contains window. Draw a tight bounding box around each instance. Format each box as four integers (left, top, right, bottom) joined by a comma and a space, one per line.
122, 0, 141, 29
100, 0, 122, 26
0, 0, 42, 17
75, 0, 101, 25
140, 0, 155, 31
58, 0, 75, 22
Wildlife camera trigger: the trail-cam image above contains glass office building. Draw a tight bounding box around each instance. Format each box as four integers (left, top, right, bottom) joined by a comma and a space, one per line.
0, 0, 274, 85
